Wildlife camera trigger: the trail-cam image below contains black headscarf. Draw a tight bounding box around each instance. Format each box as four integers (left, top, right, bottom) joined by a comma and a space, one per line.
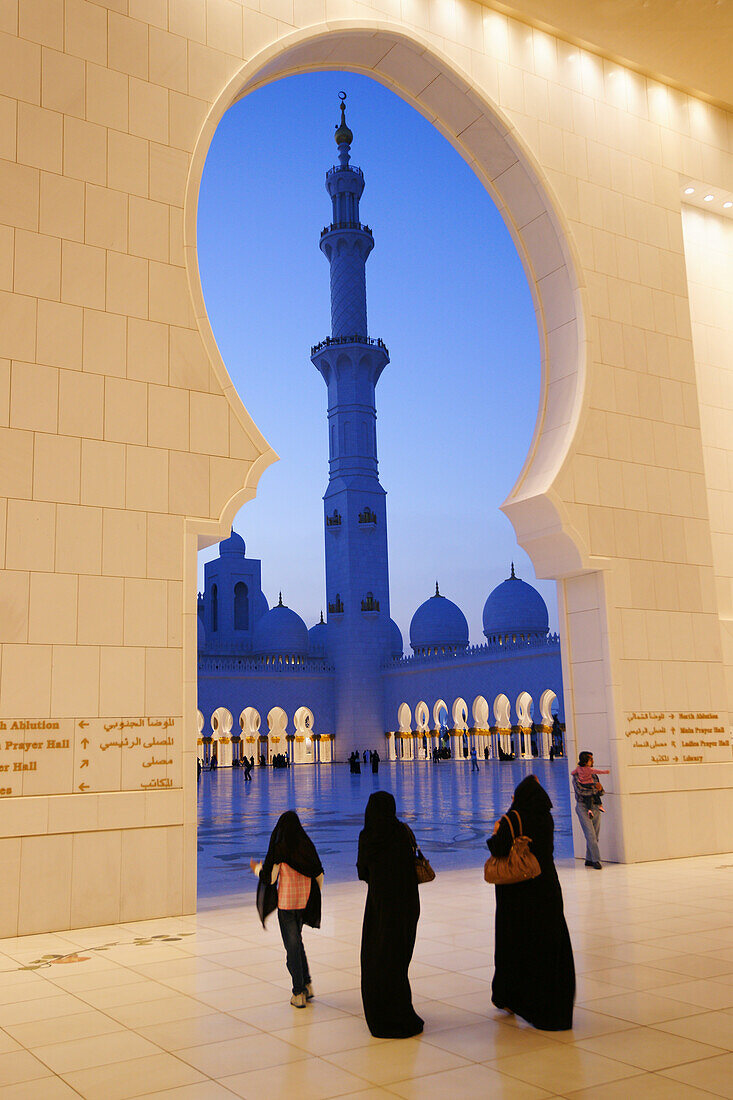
360, 791, 405, 856
262, 810, 323, 880
510, 774, 553, 816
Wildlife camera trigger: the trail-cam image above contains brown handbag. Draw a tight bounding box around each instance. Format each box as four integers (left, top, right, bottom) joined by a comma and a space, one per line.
483, 810, 541, 885
415, 847, 436, 884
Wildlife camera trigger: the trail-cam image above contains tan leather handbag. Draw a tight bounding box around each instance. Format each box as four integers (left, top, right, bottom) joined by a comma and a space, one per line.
483, 810, 541, 885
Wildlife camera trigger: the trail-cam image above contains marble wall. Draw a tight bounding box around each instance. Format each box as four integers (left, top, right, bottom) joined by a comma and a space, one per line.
0, 0, 731, 934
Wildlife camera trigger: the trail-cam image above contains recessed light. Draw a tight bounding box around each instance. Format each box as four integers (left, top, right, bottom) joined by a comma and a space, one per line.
684, 187, 695, 195
724, 201, 733, 209
704, 194, 714, 201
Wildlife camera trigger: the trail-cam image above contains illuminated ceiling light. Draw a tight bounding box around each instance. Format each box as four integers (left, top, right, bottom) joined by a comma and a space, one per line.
684, 187, 695, 195
724, 201, 733, 209
704, 194, 714, 202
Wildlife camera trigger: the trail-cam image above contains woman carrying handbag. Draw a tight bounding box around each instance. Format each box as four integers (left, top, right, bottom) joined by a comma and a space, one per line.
486, 775, 575, 1030
357, 792, 425, 1038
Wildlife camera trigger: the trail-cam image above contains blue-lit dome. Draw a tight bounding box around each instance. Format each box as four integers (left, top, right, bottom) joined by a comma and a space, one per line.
409, 584, 469, 654
252, 597, 309, 656
389, 618, 404, 658
308, 614, 328, 657
482, 565, 549, 639
219, 529, 246, 556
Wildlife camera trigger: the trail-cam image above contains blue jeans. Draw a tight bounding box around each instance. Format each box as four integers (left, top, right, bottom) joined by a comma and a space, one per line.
575, 802, 601, 864
278, 909, 311, 995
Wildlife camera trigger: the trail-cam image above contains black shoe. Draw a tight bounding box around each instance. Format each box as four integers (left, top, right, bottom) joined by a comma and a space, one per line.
592, 862, 602, 869
585, 860, 593, 866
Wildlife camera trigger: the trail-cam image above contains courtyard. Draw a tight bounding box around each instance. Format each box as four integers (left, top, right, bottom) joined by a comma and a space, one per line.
196, 760, 574, 900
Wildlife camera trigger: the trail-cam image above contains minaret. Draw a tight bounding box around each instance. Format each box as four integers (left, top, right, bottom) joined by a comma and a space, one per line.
311, 95, 391, 755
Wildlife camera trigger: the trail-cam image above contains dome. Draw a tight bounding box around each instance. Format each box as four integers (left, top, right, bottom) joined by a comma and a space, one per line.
308, 614, 328, 657
389, 618, 404, 658
219, 529, 245, 557
409, 584, 469, 653
334, 100, 353, 146
251, 596, 309, 656
482, 565, 549, 639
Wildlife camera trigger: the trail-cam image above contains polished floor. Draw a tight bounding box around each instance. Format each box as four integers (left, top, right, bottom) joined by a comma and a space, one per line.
197, 759, 574, 900
1, 849, 733, 1098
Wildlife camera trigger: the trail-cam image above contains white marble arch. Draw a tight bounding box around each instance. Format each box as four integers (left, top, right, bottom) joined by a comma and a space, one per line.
266, 706, 288, 763
293, 706, 316, 764
210, 707, 233, 767
494, 693, 513, 756
515, 691, 534, 759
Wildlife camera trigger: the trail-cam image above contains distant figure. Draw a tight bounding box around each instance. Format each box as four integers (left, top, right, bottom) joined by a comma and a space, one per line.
357, 792, 423, 1038
432, 747, 438, 763
243, 757, 253, 781
572, 751, 609, 869
549, 745, 555, 761
363, 749, 369, 764
251, 811, 323, 1009
470, 746, 479, 772
484, 746, 489, 761
371, 749, 380, 774
210, 751, 217, 770
197, 758, 201, 781
487, 775, 575, 1030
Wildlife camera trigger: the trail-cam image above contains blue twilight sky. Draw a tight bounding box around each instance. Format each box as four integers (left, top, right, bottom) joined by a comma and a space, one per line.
197, 70, 558, 645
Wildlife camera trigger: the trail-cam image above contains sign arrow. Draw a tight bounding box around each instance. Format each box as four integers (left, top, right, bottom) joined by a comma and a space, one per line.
81, 738, 89, 749
78, 720, 89, 729
78, 783, 89, 792
80, 759, 89, 768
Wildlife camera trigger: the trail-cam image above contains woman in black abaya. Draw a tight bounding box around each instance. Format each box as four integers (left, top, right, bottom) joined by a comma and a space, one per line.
487, 774, 575, 1030
357, 792, 424, 1038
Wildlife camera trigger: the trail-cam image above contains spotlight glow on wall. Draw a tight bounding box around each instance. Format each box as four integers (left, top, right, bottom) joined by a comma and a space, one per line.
704, 194, 714, 202
684, 187, 695, 195
724, 201, 733, 209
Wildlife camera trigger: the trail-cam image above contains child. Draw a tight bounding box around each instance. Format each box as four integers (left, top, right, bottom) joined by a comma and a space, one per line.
571, 751, 610, 816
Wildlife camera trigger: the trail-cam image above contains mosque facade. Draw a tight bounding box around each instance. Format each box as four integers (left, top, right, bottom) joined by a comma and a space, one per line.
197, 103, 565, 766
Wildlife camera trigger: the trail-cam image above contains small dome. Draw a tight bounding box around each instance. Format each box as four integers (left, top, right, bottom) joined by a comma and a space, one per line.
389, 618, 404, 658
482, 565, 549, 639
219, 529, 246, 557
409, 584, 469, 653
252, 597, 309, 656
334, 101, 352, 146
197, 615, 206, 651
308, 614, 328, 657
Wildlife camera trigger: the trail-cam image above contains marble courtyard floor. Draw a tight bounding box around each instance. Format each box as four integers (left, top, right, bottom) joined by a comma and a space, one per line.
1, 768, 732, 1097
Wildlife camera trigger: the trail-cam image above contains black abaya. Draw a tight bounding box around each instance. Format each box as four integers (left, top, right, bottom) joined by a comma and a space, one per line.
487, 776, 575, 1030
357, 792, 424, 1038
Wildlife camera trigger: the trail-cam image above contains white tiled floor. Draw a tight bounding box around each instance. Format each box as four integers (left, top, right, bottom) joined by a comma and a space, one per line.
1, 855, 733, 1098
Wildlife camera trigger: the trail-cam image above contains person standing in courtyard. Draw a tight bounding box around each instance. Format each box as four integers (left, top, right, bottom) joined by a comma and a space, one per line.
371, 748, 380, 774
486, 775, 575, 1030
572, 751, 606, 868
251, 811, 324, 1008
357, 791, 424, 1038
470, 745, 479, 771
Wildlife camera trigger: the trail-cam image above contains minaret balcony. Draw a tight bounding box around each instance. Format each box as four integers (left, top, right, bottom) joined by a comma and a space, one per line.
326, 164, 363, 179
320, 221, 372, 239
311, 334, 388, 357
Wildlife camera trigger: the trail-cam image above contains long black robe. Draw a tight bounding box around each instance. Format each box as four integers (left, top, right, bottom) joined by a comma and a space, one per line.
357, 792, 424, 1038
487, 776, 575, 1030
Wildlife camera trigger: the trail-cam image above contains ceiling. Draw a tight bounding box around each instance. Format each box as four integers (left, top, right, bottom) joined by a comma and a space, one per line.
485, 0, 733, 108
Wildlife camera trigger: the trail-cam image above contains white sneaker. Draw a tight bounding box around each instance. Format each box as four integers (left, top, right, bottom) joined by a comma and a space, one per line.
305, 983, 314, 1000
290, 992, 307, 1008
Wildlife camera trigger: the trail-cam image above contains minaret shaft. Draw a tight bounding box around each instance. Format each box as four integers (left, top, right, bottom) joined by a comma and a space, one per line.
310, 100, 392, 754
